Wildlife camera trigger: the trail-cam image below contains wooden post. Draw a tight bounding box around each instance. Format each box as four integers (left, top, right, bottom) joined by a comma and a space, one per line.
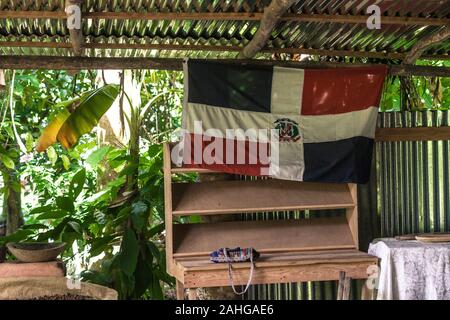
239, 0, 298, 59
346, 183, 359, 249
65, 0, 84, 56
361, 283, 375, 300
163, 143, 175, 275
342, 276, 352, 300
337, 271, 346, 300
176, 280, 185, 300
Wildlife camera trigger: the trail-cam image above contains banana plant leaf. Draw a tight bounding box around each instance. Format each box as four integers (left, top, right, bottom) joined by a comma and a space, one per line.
36, 84, 119, 152
36, 106, 71, 152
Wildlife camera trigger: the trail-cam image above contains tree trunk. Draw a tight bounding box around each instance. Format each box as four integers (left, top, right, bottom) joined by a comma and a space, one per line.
0, 220, 5, 262
3, 167, 23, 235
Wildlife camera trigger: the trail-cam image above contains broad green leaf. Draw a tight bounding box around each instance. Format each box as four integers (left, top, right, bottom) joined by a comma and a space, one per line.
147, 144, 162, 158
46, 146, 58, 165
22, 223, 48, 230
0, 229, 34, 245
149, 223, 165, 238
29, 205, 54, 215
134, 254, 153, 297
151, 276, 164, 300
1, 154, 15, 169
61, 154, 70, 170
37, 217, 70, 241
57, 84, 119, 149
69, 168, 86, 200
36, 210, 67, 220
147, 241, 161, 263
7, 149, 19, 160
87, 146, 111, 168
67, 221, 82, 234
153, 267, 175, 285
61, 231, 78, 250
56, 196, 75, 213
90, 235, 117, 257
114, 206, 132, 225
131, 201, 148, 232
119, 229, 139, 276
119, 163, 138, 177
4, 126, 15, 140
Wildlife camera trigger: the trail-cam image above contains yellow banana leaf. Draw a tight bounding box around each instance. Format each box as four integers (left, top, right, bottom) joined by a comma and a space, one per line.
35, 96, 81, 153
36, 84, 119, 152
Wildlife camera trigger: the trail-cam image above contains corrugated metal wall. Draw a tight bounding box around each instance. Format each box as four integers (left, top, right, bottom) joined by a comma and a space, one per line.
378, 111, 450, 236
247, 110, 450, 300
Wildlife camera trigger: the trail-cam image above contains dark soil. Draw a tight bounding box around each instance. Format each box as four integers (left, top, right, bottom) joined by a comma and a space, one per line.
27, 294, 96, 300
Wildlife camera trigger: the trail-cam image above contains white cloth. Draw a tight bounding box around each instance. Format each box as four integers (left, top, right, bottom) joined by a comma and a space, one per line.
368, 238, 450, 300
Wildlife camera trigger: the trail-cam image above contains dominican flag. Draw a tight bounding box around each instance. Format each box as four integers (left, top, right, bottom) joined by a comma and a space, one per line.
178, 60, 387, 184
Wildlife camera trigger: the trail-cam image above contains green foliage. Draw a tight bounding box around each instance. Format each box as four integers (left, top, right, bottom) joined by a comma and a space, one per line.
141, 70, 184, 143
0, 69, 182, 299
1, 143, 174, 299
381, 60, 450, 112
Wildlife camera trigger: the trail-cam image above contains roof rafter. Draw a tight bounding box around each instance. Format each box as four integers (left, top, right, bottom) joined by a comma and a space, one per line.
0, 40, 448, 61
0, 11, 447, 26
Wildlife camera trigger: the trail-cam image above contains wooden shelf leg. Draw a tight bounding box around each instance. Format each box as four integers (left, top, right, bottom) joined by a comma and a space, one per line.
337, 271, 346, 300
361, 282, 375, 300
188, 288, 197, 300
343, 276, 352, 300
176, 280, 185, 300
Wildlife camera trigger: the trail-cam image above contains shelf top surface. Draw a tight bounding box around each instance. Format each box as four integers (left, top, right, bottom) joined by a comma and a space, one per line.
174, 249, 378, 271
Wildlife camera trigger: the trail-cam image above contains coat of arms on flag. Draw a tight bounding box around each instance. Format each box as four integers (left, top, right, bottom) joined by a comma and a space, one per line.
177, 60, 387, 184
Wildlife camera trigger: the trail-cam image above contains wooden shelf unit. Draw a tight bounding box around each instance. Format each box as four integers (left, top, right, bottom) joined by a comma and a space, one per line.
163, 143, 377, 300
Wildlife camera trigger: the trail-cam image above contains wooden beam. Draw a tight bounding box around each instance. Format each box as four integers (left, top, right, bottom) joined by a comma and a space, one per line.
65, 0, 84, 56
0, 11, 447, 26
0, 11, 67, 19
375, 127, 450, 142
404, 26, 450, 64
286, 14, 449, 27
1, 40, 448, 61
390, 64, 450, 77
0, 56, 449, 77
0, 56, 183, 71
1, 41, 73, 49
239, 0, 299, 59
